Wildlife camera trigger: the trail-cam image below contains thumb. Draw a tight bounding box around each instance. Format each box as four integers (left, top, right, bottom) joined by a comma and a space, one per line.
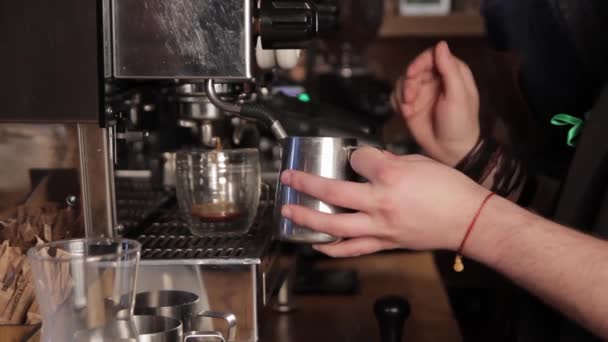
434, 41, 465, 97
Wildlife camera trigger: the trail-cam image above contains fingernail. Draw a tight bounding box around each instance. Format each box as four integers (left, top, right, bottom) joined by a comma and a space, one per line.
443, 41, 451, 54
280, 170, 292, 184
312, 245, 325, 252
281, 206, 292, 218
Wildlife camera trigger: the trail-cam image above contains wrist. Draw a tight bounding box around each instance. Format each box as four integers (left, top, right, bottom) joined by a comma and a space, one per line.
441, 185, 490, 252
442, 134, 481, 167
462, 194, 538, 268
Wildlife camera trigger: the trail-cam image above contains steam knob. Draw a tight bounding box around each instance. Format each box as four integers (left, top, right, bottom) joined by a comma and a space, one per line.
257, 0, 338, 49
374, 295, 411, 342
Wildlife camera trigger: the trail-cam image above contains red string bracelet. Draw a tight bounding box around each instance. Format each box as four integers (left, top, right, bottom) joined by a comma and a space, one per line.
454, 192, 496, 272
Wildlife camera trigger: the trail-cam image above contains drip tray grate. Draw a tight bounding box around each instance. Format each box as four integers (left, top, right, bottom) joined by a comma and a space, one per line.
136, 222, 270, 260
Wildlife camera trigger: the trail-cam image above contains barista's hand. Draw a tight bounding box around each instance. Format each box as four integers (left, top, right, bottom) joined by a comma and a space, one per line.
280, 147, 489, 258
391, 41, 480, 166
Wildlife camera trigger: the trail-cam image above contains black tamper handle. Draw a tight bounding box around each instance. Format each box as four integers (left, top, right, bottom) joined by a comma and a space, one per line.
374, 295, 411, 342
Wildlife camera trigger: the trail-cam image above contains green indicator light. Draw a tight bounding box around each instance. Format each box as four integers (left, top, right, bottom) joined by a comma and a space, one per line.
297, 93, 311, 103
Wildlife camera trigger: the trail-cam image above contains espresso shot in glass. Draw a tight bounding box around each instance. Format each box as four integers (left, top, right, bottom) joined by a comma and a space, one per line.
176, 149, 261, 236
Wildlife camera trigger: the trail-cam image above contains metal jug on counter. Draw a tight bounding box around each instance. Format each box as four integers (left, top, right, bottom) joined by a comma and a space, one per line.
74, 315, 226, 342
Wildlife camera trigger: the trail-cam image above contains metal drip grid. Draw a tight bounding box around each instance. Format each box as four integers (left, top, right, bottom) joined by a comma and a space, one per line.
136, 220, 268, 260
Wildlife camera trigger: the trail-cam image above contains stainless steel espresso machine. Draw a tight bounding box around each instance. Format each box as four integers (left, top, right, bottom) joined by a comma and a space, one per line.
0, 1, 343, 341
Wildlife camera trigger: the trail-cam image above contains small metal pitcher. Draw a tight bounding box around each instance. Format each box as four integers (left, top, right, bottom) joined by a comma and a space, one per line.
73, 315, 225, 342
134, 290, 236, 341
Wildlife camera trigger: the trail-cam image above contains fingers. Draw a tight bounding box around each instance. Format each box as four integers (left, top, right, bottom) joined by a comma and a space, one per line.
402, 99, 435, 152
403, 78, 421, 105
434, 41, 465, 97
281, 170, 373, 211
405, 81, 440, 115
390, 76, 406, 116
457, 60, 479, 102
393, 154, 431, 163
281, 205, 375, 238
407, 48, 434, 78
394, 74, 405, 105
349, 147, 396, 184
393, 49, 439, 118
390, 92, 400, 114
313, 237, 397, 258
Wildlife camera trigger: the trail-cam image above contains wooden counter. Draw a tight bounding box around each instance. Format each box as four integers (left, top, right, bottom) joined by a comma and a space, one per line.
0, 325, 40, 342
261, 252, 461, 342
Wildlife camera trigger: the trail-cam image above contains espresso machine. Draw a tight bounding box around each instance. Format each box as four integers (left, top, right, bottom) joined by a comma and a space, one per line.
0, 1, 345, 341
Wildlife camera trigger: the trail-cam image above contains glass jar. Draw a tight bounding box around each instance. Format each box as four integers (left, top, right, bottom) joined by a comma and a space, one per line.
28, 238, 141, 342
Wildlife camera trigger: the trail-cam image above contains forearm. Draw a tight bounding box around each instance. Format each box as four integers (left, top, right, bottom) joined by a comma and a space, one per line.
465, 196, 608, 338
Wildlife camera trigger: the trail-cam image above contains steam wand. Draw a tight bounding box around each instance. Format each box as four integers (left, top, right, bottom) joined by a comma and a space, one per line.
205, 79, 288, 140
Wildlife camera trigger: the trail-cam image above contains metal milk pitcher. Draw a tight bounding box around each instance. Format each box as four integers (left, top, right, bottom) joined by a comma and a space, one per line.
275, 137, 358, 244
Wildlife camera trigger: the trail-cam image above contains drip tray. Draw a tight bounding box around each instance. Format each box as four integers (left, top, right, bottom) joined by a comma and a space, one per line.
135, 221, 272, 264
116, 178, 275, 264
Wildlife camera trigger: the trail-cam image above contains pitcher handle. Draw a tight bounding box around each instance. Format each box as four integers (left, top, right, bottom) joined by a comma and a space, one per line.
193, 311, 237, 341
184, 331, 225, 342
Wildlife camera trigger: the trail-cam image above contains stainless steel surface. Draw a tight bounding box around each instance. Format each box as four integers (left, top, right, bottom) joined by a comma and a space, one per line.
184, 331, 226, 342
120, 202, 281, 342
200, 122, 219, 148
178, 120, 198, 129
133, 315, 183, 342
176, 83, 226, 122
74, 321, 138, 342
174, 83, 228, 148
78, 124, 116, 238
135, 260, 276, 342
205, 80, 288, 140
134, 292, 237, 341
0, 0, 101, 123
102, 0, 112, 78
135, 290, 200, 332
270, 122, 289, 141
276, 137, 358, 244
273, 276, 295, 313
112, 0, 252, 80
73, 315, 227, 342
163, 153, 177, 188
205, 80, 243, 114
134, 221, 270, 263
195, 311, 237, 341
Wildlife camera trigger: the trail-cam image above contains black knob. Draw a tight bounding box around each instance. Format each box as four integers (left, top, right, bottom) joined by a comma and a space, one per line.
257, 0, 339, 49
374, 295, 411, 342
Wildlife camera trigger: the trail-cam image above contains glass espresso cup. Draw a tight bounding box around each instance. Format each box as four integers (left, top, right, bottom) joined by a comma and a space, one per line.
176, 149, 261, 236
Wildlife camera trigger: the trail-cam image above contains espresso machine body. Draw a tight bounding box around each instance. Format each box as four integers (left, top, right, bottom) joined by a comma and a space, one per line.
0, 1, 338, 340
110, 0, 253, 80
